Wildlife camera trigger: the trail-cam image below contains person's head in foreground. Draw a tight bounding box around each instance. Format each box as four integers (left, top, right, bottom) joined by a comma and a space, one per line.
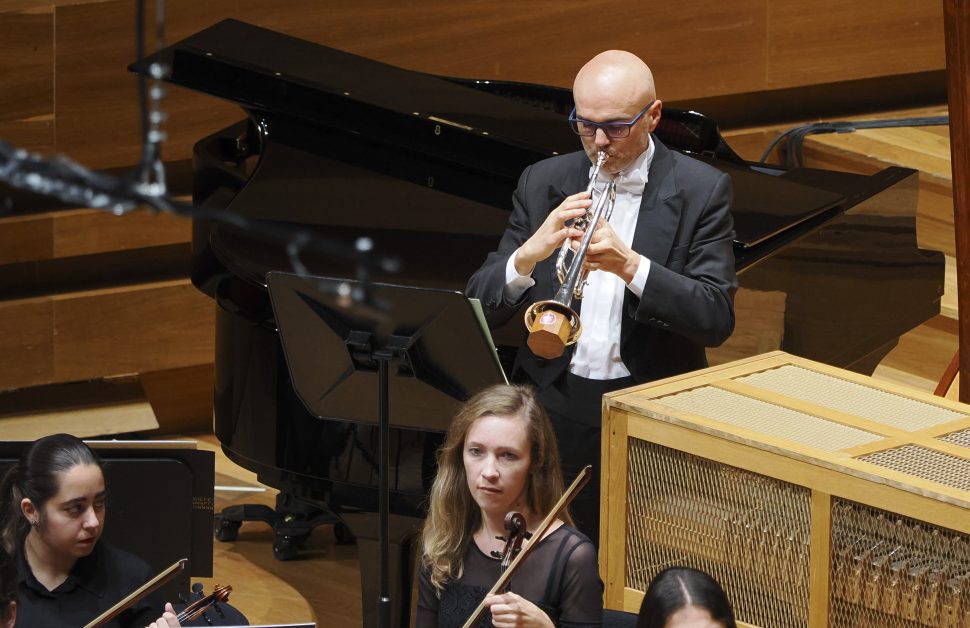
423, 383, 570, 587
637, 566, 737, 628
1, 433, 106, 564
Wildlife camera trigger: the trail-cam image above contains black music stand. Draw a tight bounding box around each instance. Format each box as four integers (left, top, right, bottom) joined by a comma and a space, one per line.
266, 272, 506, 628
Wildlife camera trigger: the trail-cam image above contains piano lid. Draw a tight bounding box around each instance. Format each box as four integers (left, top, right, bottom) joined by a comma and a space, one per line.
131, 19, 576, 167
133, 19, 904, 263
700, 157, 844, 249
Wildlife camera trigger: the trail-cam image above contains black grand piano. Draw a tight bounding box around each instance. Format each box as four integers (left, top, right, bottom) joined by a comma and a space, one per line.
137, 19, 944, 627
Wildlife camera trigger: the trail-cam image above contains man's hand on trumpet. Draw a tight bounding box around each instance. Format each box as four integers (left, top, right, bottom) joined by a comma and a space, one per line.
514, 191, 591, 276
574, 217, 641, 284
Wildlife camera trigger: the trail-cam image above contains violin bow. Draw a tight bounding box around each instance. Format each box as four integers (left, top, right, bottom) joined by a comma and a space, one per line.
461, 465, 591, 628
83, 558, 187, 628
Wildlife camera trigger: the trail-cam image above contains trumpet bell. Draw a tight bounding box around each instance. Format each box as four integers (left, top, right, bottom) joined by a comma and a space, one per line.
524, 300, 582, 359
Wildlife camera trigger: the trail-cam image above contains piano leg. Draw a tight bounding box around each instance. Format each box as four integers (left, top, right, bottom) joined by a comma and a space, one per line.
341, 512, 423, 628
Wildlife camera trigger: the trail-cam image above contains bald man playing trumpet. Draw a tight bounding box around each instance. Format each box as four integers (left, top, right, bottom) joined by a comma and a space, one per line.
466, 50, 737, 544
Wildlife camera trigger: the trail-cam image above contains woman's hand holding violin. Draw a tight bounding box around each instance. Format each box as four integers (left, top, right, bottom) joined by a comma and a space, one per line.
484, 592, 554, 628
145, 602, 181, 628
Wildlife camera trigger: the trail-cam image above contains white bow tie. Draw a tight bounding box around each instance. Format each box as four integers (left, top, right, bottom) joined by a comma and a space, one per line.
593, 170, 644, 196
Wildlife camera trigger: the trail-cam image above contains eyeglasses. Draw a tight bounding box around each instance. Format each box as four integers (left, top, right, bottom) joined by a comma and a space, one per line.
568, 100, 656, 139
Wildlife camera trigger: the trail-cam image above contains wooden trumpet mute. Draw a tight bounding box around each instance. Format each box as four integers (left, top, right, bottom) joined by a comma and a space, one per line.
524, 300, 582, 359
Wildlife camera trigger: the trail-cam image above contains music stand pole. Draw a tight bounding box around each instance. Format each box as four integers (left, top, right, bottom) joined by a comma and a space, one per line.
377, 355, 391, 628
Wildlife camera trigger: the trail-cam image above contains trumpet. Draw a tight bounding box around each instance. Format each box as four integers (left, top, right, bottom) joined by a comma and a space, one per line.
524, 151, 617, 359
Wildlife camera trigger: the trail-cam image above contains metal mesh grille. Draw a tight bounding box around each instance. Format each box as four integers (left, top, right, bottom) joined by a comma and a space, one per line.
737, 365, 964, 431
626, 438, 811, 627
656, 385, 881, 452
830, 499, 970, 627
940, 428, 970, 450
859, 445, 970, 492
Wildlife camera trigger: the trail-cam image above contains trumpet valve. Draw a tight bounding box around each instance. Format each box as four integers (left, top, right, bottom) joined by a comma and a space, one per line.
574, 279, 587, 300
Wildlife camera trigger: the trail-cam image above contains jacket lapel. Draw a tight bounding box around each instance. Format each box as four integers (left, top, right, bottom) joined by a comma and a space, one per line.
632, 138, 683, 266
557, 151, 592, 199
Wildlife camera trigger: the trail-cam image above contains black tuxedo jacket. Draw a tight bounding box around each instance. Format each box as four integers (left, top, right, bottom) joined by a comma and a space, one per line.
466, 138, 737, 390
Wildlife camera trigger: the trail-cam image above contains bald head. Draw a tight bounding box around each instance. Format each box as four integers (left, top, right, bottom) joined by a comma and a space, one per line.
572, 50, 660, 174
573, 50, 655, 112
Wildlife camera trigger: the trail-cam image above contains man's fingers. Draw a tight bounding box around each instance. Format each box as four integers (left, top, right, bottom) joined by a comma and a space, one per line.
563, 190, 592, 202
557, 205, 589, 221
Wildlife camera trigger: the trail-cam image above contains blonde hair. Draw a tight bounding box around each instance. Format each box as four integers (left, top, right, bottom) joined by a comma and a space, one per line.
420, 384, 570, 591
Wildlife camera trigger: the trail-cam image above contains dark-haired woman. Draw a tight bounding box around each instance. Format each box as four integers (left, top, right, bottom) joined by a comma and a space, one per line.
0, 434, 181, 628
417, 384, 603, 628
637, 567, 736, 628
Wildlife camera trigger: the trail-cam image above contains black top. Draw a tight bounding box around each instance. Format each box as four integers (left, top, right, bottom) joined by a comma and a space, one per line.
416, 525, 603, 628
15, 540, 162, 628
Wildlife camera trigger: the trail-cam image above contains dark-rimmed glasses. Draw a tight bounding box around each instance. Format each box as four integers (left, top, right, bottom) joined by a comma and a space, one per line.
568, 100, 656, 138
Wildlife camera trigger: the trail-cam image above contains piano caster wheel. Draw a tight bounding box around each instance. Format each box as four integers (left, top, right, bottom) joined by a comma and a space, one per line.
334, 522, 355, 545
215, 518, 241, 542
273, 535, 300, 561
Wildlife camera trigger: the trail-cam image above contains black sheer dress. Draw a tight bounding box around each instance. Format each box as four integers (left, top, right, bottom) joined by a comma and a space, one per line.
416, 524, 603, 628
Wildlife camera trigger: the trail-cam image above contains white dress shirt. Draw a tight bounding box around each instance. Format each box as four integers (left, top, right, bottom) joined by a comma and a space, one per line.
504, 140, 656, 380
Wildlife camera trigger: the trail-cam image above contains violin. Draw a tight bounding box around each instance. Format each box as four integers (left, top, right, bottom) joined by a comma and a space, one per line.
489, 511, 533, 594
82, 558, 236, 628
176, 583, 233, 624
462, 465, 592, 628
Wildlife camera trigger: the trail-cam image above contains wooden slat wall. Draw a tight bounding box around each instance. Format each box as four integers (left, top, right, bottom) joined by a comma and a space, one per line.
766, 1, 944, 86
0, 280, 212, 392
0, 0, 949, 170
0, 298, 53, 391
53, 281, 213, 382
51, 209, 190, 258
0, 209, 190, 265
0, 7, 53, 152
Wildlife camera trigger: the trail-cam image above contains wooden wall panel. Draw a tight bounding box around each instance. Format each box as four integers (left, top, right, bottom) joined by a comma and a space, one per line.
51, 0, 140, 169
0, 208, 190, 263
0, 281, 214, 391
0, 9, 54, 153
52, 209, 191, 257
54, 0, 242, 169
768, 0, 945, 87
0, 0, 104, 10
0, 9, 53, 122
0, 118, 53, 154
45, 0, 945, 169
281, 0, 772, 96
0, 298, 53, 391
52, 280, 214, 382
572, 2, 769, 101
140, 364, 214, 433
0, 213, 53, 264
